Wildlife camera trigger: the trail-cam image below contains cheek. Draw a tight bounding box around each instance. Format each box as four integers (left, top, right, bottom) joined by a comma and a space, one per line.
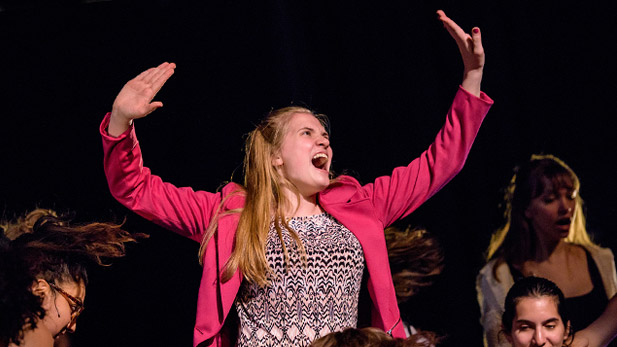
549, 328, 567, 342
528, 205, 552, 223
566, 199, 576, 210
512, 332, 532, 345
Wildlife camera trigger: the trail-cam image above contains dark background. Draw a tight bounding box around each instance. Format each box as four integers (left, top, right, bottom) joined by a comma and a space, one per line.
1, 1, 616, 346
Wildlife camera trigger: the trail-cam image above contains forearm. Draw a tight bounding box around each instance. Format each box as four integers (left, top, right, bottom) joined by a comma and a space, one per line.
461, 69, 483, 97
107, 109, 133, 137
576, 294, 617, 347
371, 86, 493, 225
100, 113, 220, 241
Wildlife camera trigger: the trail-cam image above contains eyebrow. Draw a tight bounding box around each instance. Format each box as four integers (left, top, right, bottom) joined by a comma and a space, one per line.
515, 318, 561, 325
299, 127, 328, 137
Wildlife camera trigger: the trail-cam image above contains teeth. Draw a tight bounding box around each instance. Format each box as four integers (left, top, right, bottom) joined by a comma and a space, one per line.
312, 153, 328, 168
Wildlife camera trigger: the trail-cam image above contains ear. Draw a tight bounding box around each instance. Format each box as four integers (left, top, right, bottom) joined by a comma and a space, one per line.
32, 279, 50, 296
564, 320, 571, 341
501, 324, 513, 343
32, 279, 53, 308
524, 205, 533, 219
271, 153, 283, 167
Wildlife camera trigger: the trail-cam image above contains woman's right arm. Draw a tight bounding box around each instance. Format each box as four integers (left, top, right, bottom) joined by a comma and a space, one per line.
101, 63, 224, 242
572, 294, 617, 347
476, 265, 511, 347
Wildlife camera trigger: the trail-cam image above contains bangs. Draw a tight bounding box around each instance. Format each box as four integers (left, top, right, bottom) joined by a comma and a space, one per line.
313, 112, 331, 137
531, 171, 575, 199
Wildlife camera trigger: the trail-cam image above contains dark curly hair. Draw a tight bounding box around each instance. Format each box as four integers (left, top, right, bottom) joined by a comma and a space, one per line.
309, 327, 441, 347
0, 209, 145, 346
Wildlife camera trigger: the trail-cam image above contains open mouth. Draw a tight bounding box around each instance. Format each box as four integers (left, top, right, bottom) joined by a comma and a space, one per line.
556, 218, 571, 227
312, 153, 328, 170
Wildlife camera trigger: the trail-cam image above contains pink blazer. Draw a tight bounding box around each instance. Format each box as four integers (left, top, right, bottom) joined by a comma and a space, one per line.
101, 86, 493, 346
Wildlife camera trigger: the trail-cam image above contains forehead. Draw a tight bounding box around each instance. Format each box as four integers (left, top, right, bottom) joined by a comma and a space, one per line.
286, 112, 327, 132
538, 175, 574, 194
515, 296, 560, 319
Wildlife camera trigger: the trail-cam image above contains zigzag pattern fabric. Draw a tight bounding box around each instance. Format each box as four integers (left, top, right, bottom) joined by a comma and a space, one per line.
235, 213, 365, 346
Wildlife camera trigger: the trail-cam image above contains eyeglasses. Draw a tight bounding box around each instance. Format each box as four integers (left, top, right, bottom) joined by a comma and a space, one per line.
48, 282, 85, 333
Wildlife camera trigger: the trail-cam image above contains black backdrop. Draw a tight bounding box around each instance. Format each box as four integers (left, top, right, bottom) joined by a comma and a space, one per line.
1, 1, 616, 346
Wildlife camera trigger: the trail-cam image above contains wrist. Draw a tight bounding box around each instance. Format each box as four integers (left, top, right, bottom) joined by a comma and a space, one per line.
108, 110, 133, 137
461, 69, 483, 97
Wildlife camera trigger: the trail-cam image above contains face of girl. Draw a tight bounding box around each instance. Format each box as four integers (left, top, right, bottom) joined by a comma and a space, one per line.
524, 177, 576, 244
507, 296, 569, 347
273, 112, 332, 198
41, 280, 86, 337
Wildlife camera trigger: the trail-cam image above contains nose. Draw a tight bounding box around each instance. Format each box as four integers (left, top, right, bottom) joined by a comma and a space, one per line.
558, 197, 574, 214
317, 135, 330, 148
532, 329, 546, 347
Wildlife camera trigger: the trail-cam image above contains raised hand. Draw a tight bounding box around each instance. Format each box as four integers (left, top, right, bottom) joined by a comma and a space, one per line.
437, 10, 484, 96
108, 62, 176, 137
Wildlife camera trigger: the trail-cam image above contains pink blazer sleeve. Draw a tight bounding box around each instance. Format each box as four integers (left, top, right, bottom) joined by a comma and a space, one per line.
100, 113, 223, 243
358, 86, 493, 227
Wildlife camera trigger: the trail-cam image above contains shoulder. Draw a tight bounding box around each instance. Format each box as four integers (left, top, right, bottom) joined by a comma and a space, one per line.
220, 182, 246, 207
477, 259, 512, 291
581, 244, 615, 260
318, 175, 362, 203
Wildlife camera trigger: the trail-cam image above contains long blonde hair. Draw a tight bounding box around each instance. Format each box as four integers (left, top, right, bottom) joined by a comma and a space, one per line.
198, 106, 331, 286
486, 154, 595, 280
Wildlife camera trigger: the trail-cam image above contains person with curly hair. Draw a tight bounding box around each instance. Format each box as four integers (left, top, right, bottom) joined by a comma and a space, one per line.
0, 209, 144, 347
309, 326, 439, 347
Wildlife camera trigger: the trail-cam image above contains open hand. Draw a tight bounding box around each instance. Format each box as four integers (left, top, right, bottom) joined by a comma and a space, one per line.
108, 62, 176, 136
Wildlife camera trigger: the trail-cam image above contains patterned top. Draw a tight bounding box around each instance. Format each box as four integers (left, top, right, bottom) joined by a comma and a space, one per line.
235, 213, 365, 346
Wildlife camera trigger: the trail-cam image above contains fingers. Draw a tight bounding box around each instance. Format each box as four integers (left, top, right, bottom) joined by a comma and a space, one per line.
437, 10, 469, 46
149, 63, 176, 95
143, 62, 174, 84
437, 10, 485, 58
144, 101, 164, 117
133, 62, 175, 85
134, 66, 157, 82
470, 27, 484, 54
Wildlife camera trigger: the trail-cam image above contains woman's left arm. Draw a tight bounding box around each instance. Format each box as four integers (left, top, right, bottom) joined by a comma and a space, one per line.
572, 294, 617, 347
364, 11, 492, 226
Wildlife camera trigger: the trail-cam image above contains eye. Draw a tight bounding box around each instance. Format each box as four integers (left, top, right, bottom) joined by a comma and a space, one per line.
546, 324, 556, 329
542, 195, 556, 203
301, 130, 311, 136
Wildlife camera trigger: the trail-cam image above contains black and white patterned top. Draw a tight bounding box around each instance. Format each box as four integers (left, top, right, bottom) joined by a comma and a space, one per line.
235, 212, 365, 346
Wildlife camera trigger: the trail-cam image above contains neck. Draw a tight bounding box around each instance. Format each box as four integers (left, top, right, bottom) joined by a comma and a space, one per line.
13, 321, 54, 347
281, 188, 322, 217
532, 237, 567, 263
